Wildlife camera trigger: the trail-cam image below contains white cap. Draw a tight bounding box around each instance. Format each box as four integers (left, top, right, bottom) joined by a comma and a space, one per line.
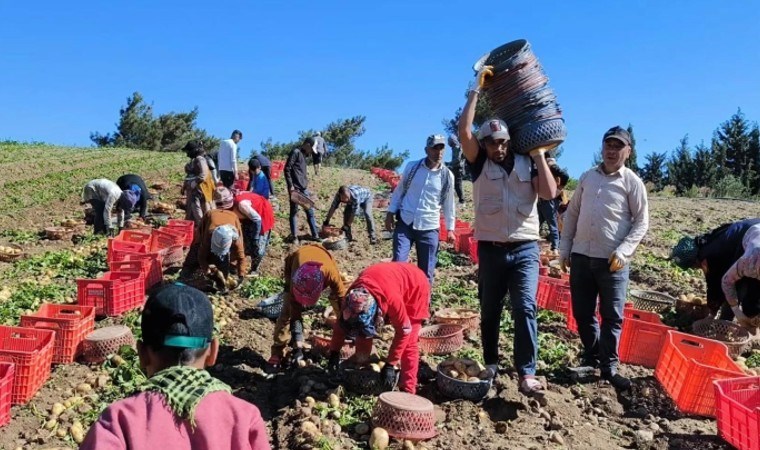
476, 119, 510, 141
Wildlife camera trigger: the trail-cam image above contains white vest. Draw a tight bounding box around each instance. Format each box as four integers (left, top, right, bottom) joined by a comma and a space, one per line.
473, 155, 540, 242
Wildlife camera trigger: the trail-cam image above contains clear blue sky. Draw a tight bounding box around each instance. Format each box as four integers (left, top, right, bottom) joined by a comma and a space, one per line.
1, 1, 758, 177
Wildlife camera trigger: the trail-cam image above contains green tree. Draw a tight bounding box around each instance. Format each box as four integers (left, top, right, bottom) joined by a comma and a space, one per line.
90, 92, 218, 151
640, 151, 668, 190
666, 136, 695, 194
714, 109, 755, 192
692, 141, 718, 188
626, 124, 640, 173
443, 92, 495, 138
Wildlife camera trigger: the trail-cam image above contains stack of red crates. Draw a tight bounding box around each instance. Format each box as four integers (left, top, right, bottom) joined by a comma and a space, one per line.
714, 376, 760, 450
167, 219, 194, 247
77, 271, 145, 317
0, 326, 55, 404
19, 304, 96, 364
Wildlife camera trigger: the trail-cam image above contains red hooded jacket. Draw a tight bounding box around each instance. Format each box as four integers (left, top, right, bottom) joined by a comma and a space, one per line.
233, 192, 275, 235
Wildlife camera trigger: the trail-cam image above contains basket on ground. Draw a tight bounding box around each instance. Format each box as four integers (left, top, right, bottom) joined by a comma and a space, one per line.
692, 318, 752, 359
319, 226, 343, 239
0, 363, 13, 426
45, 226, 73, 241
372, 391, 437, 440
436, 363, 492, 402
20, 304, 96, 364
714, 376, 760, 450
322, 236, 348, 251
343, 367, 386, 395
419, 324, 464, 355
655, 330, 744, 417
81, 325, 136, 364
310, 335, 363, 360
433, 308, 480, 333
0, 244, 24, 263
0, 326, 55, 404
256, 293, 284, 319
629, 290, 676, 313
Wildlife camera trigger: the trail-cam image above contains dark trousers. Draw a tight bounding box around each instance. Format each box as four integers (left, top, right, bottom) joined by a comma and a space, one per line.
90, 199, 109, 235
220, 170, 235, 188
453, 168, 464, 202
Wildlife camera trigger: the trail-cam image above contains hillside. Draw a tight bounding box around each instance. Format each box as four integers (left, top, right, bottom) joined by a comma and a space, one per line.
0, 143, 759, 449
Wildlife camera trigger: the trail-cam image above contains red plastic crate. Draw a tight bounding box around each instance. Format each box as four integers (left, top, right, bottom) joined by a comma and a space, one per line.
110, 258, 154, 290
454, 230, 473, 254
167, 219, 194, 247
623, 307, 662, 323
115, 229, 152, 245
77, 271, 146, 317
0, 326, 54, 404
439, 217, 447, 241
20, 304, 96, 364
150, 228, 185, 252
619, 307, 674, 368
0, 363, 13, 426
158, 226, 189, 248
655, 331, 745, 417
109, 251, 163, 288
542, 278, 571, 315
714, 377, 760, 450
468, 237, 478, 264
107, 239, 147, 263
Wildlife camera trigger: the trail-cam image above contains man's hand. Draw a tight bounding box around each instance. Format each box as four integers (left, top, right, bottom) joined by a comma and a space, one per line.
608, 252, 627, 272
447, 230, 456, 244
529, 147, 548, 159
470, 65, 494, 93
384, 213, 395, 232
379, 364, 397, 390
559, 255, 570, 273
732, 305, 752, 328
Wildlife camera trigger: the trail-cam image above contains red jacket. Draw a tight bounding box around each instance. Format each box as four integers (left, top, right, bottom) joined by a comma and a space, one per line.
234, 192, 275, 235
333, 262, 430, 366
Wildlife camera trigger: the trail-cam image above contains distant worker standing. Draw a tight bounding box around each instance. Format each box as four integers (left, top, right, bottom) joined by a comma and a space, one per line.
217, 130, 243, 188
312, 132, 327, 176
448, 134, 466, 204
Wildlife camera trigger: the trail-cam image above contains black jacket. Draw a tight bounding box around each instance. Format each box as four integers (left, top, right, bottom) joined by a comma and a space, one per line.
284, 148, 309, 193
116, 174, 151, 219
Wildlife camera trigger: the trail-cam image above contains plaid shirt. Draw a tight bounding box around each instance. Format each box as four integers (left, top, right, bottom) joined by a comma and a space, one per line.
330, 185, 372, 213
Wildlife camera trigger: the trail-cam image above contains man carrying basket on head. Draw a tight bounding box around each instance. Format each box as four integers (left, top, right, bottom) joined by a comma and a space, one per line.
329, 262, 430, 394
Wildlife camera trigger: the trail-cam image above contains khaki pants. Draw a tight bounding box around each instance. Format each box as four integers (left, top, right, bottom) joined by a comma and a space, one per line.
271, 292, 341, 358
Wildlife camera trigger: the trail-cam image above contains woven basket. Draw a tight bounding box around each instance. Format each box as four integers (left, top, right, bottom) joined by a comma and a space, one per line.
290, 191, 316, 210
319, 226, 343, 239
310, 335, 360, 360
473, 39, 531, 73
372, 392, 437, 440
629, 290, 676, 313
0, 244, 24, 263
419, 324, 464, 356
691, 318, 752, 359
256, 293, 284, 319
81, 326, 136, 364
433, 308, 480, 333
436, 364, 492, 402
343, 367, 388, 395
45, 226, 73, 241
510, 118, 567, 155
323, 237, 348, 251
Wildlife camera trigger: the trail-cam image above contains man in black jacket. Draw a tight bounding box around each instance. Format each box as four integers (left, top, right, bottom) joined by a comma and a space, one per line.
116, 174, 152, 222
284, 137, 319, 244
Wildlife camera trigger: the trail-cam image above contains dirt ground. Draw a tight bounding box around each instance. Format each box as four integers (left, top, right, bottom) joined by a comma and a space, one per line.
1, 165, 759, 450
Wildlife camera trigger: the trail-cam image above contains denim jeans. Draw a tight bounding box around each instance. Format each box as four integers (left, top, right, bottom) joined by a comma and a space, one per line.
478, 241, 539, 376
569, 253, 629, 375
392, 220, 439, 285
344, 201, 376, 239
537, 199, 559, 250
289, 190, 319, 239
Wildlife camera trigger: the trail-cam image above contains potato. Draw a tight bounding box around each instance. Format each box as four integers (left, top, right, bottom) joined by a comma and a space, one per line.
458, 372, 469, 381
76, 383, 92, 394
370, 428, 390, 450
439, 359, 455, 368
447, 370, 460, 379
56, 427, 68, 438
453, 361, 467, 373
370, 363, 381, 373
44, 418, 57, 430
51, 402, 65, 417
465, 365, 481, 377
327, 393, 340, 408
478, 369, 492, 380
300, 421, 320, 439
467, 377, 481, 383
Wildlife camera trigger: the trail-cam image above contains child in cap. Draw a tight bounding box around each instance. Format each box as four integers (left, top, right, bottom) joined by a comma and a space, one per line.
268, 244, 347, 370
80, 283, 271, 450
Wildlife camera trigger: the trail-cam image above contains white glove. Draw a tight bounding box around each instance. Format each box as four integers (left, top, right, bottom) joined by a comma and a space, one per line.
732, 305, 751, 327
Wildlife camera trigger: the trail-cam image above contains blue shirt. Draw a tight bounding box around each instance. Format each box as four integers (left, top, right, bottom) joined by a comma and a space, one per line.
250, 172, 270, 199
388, 159, 455, 231
329, 185, 372, 214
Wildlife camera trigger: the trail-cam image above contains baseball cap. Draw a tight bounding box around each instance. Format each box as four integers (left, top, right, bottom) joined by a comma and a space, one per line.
426, 134, 446, 148
603, 126, 632, 146
141, 283, 214, 349
476, 119, 510, 141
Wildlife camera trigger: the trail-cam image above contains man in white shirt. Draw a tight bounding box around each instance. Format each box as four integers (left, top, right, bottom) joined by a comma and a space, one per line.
217, 130, 243, 188
385, 134, 456, 285
559, 126, 649, 391
312, 132, 326, 176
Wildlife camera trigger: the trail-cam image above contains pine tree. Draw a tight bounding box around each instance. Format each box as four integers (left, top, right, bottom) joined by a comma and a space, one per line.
666, 136, 695, 194
714, 109, 755, 191
692, 141, 718, 188
641, 151, 668, 190
625, 124, 640, 173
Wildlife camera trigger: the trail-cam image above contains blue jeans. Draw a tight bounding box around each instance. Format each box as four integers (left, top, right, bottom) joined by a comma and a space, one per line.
289, 190, 319, 239
478, 241, 539, 376
392, 219, 439, 285
537, 199, 559, 250
569, 253, 629, 375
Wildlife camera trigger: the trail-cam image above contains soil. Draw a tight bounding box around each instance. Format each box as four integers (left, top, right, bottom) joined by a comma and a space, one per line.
2, 167, 758, 449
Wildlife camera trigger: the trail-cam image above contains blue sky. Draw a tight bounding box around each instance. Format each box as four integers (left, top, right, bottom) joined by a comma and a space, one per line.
1, 1, 758, 177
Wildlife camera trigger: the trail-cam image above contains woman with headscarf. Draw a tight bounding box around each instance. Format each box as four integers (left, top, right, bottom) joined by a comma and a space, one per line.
81, 178, 139, 236
182, 140, 216, 229
267, 244, 347, 370
671, 218, 760, 330
197, 187, 248, 288
116, 174, 152, 222
329, 262, 430, 394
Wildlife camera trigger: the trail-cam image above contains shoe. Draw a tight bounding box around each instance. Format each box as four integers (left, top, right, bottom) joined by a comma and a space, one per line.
568, 365, 597, 381
602, 372, 631, 391
482, 364, 499, 379
370, 237, 378, 245
518, 376, 546, 396
305, 235, 321, 242
284, 235, 297, 244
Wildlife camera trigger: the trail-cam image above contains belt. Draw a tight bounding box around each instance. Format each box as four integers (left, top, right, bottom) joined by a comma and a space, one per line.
480, 240, 534, 250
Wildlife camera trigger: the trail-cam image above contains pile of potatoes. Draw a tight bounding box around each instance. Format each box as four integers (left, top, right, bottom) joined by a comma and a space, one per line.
436, 309, 477, 320
678, 293, 706, 305
60, 219, 81, 228
151, 202, 175, 212
439, 358, 490, 382
0, 245, 21, 256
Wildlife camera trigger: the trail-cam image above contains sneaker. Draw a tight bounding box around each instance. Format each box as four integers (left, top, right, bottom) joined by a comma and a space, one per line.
482, 364, 499, 379
284, 235, 298, 244
305, 235, 321, 242
602, 372, 631, 391
370, 237, 378, 245
568, 365, 597, 381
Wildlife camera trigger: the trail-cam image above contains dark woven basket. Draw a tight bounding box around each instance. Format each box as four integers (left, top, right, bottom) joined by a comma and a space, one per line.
510, 118, 567, 155
436, 364, 492, 402
344, 367, 388, 395
323, 237, 348, 251
691, 318, 752, 359
629, 290, 676, 313
473, 39, 532, 73
256, 293, 284, 319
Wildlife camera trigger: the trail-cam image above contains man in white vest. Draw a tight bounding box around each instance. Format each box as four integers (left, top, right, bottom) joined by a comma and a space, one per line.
458, 66, 558, 397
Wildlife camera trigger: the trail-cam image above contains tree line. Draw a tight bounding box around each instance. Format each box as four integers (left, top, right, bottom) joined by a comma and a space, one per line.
90, 92, 408, 170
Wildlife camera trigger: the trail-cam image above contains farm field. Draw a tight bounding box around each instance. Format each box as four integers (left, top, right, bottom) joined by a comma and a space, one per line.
0, 142, 759, 449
